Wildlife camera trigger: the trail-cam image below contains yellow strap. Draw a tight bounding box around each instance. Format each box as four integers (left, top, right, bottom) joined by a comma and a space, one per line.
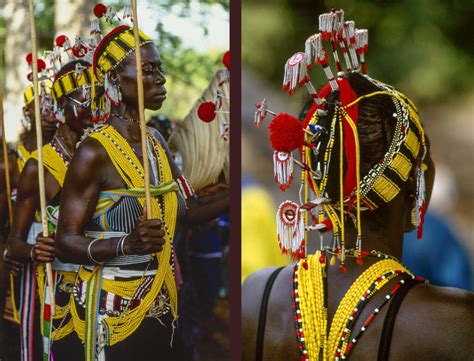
30, 144, 68, 187
79, 125, 178, 345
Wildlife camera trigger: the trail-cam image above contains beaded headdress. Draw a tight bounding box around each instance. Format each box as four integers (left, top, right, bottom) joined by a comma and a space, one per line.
254, 9, 427, 269
21, 54, 54, 130
23, 79, 52, 106
39, 24, 103, 124
89, 3, 153, 121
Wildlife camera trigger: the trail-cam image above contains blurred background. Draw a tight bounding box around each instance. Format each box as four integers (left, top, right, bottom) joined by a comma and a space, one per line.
242, 0, 474, 291
0, 1, 229, 360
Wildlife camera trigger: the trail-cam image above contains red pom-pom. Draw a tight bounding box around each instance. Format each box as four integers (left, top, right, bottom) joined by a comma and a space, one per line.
55, 35, 69, 47
94, 3, 107, 18
25, 53, 33, 64
356, 256, 363, 266
37, 59, 46, 72
319, 253, 326, 264
197, 102, 216, 122
268, 113, 304, 152
222, 51, 230, 71
302, 261, 308, 270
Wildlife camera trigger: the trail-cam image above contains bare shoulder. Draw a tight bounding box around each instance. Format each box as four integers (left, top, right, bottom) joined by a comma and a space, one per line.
73, 136, 108, 166
22, 158, 39, 178
16, 158, 39, 196
242, 266, 288, 316
242, 266, 297, 361
62, 136, 109, 191
406, 283, 473, 327
390, 282, 473, 360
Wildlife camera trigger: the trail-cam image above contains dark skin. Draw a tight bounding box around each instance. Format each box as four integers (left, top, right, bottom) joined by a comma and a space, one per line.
7, 88, 93, 266
0, 152, 20, 282
242, 147, 474, 360
2, 98, 57, 274
21, 99, 57, 153
55, 43, 228, 265
0, 154, 20, 274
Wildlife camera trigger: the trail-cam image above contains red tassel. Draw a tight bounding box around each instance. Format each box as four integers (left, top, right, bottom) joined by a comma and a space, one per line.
302, 261, 308, 270
321, 218, 333, 231
356, 256, 363, 266
319, 253, 326, 264
417, 201, 426, 239
339, 264, 347, 273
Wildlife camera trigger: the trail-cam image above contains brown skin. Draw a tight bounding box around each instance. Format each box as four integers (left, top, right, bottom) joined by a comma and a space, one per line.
7, 88, 93, 265
55, 43, 229, 265
0, 152, 20, 281
21, 99, 57, 152
242, 148, 474, 360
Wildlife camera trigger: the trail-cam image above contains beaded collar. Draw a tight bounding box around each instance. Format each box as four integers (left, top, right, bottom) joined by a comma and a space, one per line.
292, 251, 426, 360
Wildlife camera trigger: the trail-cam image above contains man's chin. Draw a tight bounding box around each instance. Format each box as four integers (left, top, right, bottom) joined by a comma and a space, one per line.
146, 101, 164, 111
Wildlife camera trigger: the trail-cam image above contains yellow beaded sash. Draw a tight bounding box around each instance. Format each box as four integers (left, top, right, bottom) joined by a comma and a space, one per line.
71, 124, 178, 349
30, 144, 68, 187
295, 252, 411, 360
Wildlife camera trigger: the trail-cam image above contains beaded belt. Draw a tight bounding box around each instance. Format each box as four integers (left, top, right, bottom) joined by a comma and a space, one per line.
72, 276, 170, 318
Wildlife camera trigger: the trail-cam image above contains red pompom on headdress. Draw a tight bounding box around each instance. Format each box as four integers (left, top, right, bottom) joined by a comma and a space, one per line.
25, 57, 46, 80
222, 51, 230, 71
55, 35, 69, 47
268, 113, 304, 152
197, 102, 216, 122
37, 59, 46, 72
94, 3, 107, 18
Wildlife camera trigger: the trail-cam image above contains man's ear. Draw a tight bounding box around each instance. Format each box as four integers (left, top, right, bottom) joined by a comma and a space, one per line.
109, 69, 120, 86
57, 97, 66, 108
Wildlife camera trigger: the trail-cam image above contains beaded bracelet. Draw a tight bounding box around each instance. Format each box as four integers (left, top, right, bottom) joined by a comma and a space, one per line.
87, 238, 105, 265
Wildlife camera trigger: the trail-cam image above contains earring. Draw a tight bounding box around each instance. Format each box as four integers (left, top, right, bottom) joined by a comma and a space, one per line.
21, 115, 32, 131
104, 73, 122, 105
56, 107, 65, 123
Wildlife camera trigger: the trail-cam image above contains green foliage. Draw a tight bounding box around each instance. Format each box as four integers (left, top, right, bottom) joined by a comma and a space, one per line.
108, 0, 229, 118
242, 0, 474, 103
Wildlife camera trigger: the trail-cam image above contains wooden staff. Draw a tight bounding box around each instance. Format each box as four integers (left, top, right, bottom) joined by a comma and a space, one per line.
0, 84, 13, 225
28, 0, 55, 314
132, 0, 152, 219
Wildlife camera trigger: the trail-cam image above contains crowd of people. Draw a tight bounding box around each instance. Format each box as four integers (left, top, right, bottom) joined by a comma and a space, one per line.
0, 4, 229, 361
